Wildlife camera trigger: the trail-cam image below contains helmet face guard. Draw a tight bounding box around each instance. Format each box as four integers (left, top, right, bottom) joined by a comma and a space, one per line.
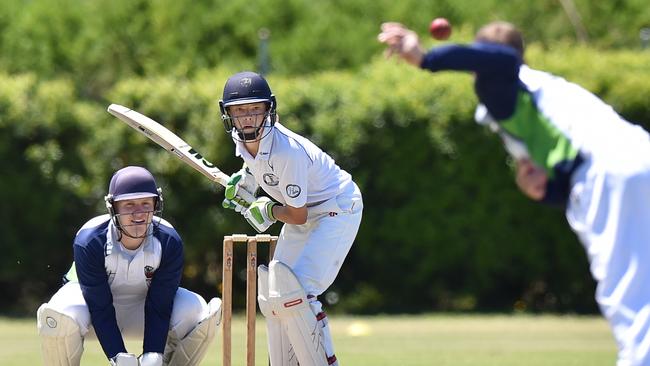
104, 166, 163, 239
219, 71, 277, 142
105, 189, 163, 239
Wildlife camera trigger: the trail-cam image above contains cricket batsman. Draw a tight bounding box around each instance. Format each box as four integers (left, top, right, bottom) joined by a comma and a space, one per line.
378, 21, 650, 365
37, 166, 221, 366
219, 71, 364, 365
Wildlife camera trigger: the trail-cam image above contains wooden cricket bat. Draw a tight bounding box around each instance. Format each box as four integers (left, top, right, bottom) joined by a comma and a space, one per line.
107, 104, 255, 204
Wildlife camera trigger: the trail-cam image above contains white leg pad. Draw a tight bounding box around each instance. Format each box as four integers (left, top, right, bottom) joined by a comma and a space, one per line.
165, 297, 222, 366
37, 303, 84, 366
268, 260, 328, 366
309, 298, 338, 366
258, 265, 299, 366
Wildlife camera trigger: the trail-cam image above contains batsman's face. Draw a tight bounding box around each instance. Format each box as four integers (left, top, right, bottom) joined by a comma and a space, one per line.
115, 197, 155, 239
228, 102, 268, 133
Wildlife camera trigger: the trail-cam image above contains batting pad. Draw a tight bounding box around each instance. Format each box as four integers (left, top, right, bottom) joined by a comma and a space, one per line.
259, 264, 300, 366
166, 297, 221, 366
37, 303, 84, 366
268, 260, 328, 366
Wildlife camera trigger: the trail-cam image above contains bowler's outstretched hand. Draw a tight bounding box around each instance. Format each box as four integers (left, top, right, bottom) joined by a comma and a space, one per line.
378, 22, 425, 66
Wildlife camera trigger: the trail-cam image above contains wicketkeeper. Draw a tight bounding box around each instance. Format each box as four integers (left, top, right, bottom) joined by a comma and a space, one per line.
220, 71, 363, 366
37, 166, 221, 366
379, 21, 650, 366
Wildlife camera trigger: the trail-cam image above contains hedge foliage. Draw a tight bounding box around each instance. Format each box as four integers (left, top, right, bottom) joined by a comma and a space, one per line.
1, 0, 648, 97
3, 45, 649, 314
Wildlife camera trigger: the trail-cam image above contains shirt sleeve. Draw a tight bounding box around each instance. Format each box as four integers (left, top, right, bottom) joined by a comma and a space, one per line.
143, 230, 183, 353
421, 43, 523, 120
74, 239, 127, 359
275, 148, 311, 208
420, 42, 521, 75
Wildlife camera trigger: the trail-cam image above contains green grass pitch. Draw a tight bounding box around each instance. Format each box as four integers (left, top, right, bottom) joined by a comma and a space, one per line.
0, 314, 616, 365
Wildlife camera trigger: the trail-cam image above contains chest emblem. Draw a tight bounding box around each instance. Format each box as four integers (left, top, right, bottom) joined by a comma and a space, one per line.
263, 173, 280, 186
144, 265, 155, 287
286, 184, 301, 198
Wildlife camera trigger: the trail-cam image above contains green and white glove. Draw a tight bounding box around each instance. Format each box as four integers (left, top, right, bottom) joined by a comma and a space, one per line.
224, 163, 258, 208
222, 196, 247, 213
243, 196, 277, 233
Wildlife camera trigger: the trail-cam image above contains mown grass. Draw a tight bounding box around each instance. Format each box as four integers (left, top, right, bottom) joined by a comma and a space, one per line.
0, 313, 616, 365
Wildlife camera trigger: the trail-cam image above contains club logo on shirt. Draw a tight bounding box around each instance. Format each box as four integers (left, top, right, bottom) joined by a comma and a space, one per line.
263, 173, 280, 186
144, 265, 155, 287
286, 184, 301, 198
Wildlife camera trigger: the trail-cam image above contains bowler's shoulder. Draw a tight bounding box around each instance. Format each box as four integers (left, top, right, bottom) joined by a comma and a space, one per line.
519, 65, 562, 88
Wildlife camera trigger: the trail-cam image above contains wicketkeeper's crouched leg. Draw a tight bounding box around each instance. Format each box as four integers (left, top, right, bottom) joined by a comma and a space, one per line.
37, 303, 84, 366
164, 290, 222, 366
258, 260, 338, 366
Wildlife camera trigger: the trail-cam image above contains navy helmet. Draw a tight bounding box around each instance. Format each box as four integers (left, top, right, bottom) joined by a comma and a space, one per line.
104, 166, 163, 236
108, 166, 160, 202
219, 71, 276, 141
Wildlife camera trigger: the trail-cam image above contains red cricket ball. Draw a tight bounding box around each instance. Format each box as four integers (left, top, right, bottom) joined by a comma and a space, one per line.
429, 18, 452, 40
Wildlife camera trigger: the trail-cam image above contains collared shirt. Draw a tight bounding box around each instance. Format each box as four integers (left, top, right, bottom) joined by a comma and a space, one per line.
70, 214, 183, 358
234, 122, 352, 208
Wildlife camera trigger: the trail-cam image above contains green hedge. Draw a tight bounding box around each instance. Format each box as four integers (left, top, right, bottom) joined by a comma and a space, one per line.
1, 0, 648, 97
2, 47, 650, 314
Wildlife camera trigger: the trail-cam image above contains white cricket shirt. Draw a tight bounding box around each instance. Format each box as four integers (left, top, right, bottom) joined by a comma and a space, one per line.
234, 122, 352, 208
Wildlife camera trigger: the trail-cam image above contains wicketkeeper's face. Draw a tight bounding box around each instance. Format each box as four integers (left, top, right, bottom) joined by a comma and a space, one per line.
228, 102, 269, 133
114, 197, 156, 238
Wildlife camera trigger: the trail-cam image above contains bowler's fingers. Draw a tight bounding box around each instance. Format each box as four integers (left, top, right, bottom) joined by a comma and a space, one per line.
378, 33, 405, 59
378, 22, 421, 61
380, 22, 408, 33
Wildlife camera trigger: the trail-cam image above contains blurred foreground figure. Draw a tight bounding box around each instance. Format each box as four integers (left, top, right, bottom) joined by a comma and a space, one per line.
379, 21, 650, 366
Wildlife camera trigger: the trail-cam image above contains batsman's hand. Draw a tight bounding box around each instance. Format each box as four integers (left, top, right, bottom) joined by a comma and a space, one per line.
138, 352, 163, 366
224, 164, 258, 207
243, 196, 277, 233
109, 353, 139, 366
222, 196, 247, 213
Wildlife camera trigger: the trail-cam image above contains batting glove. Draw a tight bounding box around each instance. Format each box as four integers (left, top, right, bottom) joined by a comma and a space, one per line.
225, 163, 258, 205
222, 196, 247, 213
109, 353, 139, 366
138, 352, 163, 366
243, 196, 277, 233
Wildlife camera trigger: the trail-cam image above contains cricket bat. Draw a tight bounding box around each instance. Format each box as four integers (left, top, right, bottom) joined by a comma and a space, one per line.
107, 104, 255, 205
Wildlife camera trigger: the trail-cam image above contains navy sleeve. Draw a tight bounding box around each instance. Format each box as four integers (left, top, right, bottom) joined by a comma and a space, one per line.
74, 237, 127, 359
420, 42, 521, 75
142, 226, 183, 353
420, 43, 523, 120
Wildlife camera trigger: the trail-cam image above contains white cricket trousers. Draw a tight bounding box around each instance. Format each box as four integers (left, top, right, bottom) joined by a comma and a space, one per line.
46, 283, 210, 341
272, 181, 363, 297
567, 129, 650, 366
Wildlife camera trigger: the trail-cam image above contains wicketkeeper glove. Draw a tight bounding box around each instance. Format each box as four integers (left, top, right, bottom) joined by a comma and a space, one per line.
138, 352, 163, 366
224, 163, 258, 208
242, 196, 277, 233
109, 353, 139, 366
